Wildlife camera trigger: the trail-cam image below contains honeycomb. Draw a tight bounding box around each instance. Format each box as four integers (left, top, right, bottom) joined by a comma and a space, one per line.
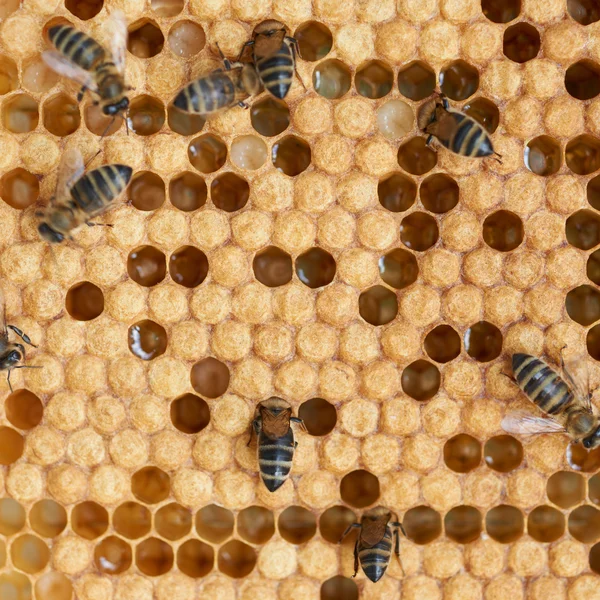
4, 0, 600, 598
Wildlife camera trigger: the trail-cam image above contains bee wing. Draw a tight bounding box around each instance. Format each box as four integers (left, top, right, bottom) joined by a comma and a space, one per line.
42, 51, 98, 92
360, 518, 388, 547
56, 147, 85, 201
501, 410, 566, 435
108, 9, 128, 74
562, 352, 592, 412
0, 288, 7, 339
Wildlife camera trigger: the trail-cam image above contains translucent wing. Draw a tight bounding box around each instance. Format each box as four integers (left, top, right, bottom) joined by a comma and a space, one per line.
562, 351, 591, 412
360, 518, 388, 547
42, 51, 97, 91
108, 9, 128, 73
56, 147, 85, 201
501, 410, 566, 435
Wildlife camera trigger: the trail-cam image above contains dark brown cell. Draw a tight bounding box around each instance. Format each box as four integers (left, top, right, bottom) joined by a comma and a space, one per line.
127, 20, 164, 58
0, 168, 39, 209
11, 534, 49, 573
589, 174, 600, 210
43, 93, 80, 136
177, 539, 214, 578
420, 174, 459, 214
298, 398, 337, 436
591, 473, 600, 504
253, 246, 293, 287
565, 60, 600, 100
358, 285, 398, 326
211, 172, 250, 212
278, 506, 317, 544
484, 435, 523, 472
237, 506, 275, 544
188, 134, 227, 173
463, 98, 500, 134
568, 443, 600, 471
485, 505, 524, 543
444, 505, 482, 543
339, 469, 380, 508
131, 466, 170, 504
403, 506, 442, 544
72, 501, 109, 540
379, 248, 419, 290
0, 426, 23, 464
29, 500, 67, 538
294, 21, 333, 61
167, 20, 205, 58
65, 0, 103, 19
591, 541, 600, 574
94, 536, 132, 575
321, 576, 358, 600
195, 504, 234, 543
378, 172, 417, 213
5, 389, 43, 430
169, 171, 207, 211
568, 0, 600, 25
127, 245, 167, 286
402, 360, 440, 401
296, 247, 336, 288
0, 498, 25, 535
528, 505, 565, 543
398, 136, 437, 175
2, 94, 39, 133
0, 55, 18, 95
217, 540, 256, 578
155, 503, 192, 540
443, 434, 481, 473
169, 245, 208, 287
525, 135, 562, 176
587, 323, 600, 360
588, 249, 600, 285
319, 506, 356, 544
398, 61, 436, 101
129, 171, 165, 211
84, 102, 122, 137
566, 134, 600, 175
355, 60, 394, 99
128, 320, 167, 360
566, 285, 600, 326
272, 135, 311, 176
547, 471, 585, 508
569, 505, 600, 542
168, 103, 205, 136
190, 357, 230, 398
66, 281, 104, 321
170, 393, 210, 434
482, 210, 524, 251
425, 325, 461, 364
136, 537, 174, 576
312, 59, 352, 99
465, 321, 503, 362
503, 23, 540, 63
481, 0, 521, 22
251, 97, 290, 136
400, 212, 439, 251
440, 60, 479, 100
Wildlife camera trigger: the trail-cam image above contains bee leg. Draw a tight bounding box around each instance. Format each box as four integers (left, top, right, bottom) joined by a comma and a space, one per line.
391, 524, 406, 576
501, 371, 517, 384
339, 522, 361, 543
7, 326, 37, 348
425, 134, 434, 147
77, 86, 88, 103
353, 538, 359, 577
237, 101, 249, 109
247, 418, 260, 447
287, 37, 307, 91
291, 416, 308, 433
6, 370, 12, 393
85, 222, 114, 228
235, 40, 254, 63
8, 365, 43, 391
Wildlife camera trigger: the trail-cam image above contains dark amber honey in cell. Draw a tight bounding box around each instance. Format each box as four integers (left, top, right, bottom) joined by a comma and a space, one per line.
237, 506, 275, 544
170, 393, 210, 434
1, 168, 39, 209
398, 137, 437, 175
94, 536, 132, 575
295, 247, 336, 288
465, 321, 503, 362
66, 281, 104, 321
169, 245, 208, 287
547, 471, 585, 508
190, 357, 230, 398
29, 500, 67, 538
398, 61, 435, 101
188, 134, 227, 174
527, 505, 565, 542
444, 505, 482, 543
444, 434, 482, 472
217, 540, 256, 578
379, 248, 419, 289
401, 360, 440, 401
484, 435, 523, 472
378, 173, 417, 213
253, 246, 293, 287
404, 506, 441, 544
250, 97, 290, 136
355, 60, 393, 99
298, 397, 336, 436
425, 325, 461, 363
127, 246, 167, 287
566, 285, 600, 326
177, 539, 214, 578
131, 466, 170, 504
321, 576, 358, 600
71, 501, 109, 540
211, 173, 250, 212
129, 172, 165, 211
169, 171, 207, 211
339, 469, 380, 508
128, 319, 167, 360
440, 60, 479, 100
272, 135, 311, 176
65, 0, 103, 19
5, 389, 43, 429
196, 505, 234, 543
278, 506, 317, 544
319, 506, 356, 544
294, 21, 333, 62
136, 537, 174, 576
485, 505, 523, 543
43, 93, 80, 136
155, 503, 192, 540
113, 502, 151, 539
358, 285, 398, 326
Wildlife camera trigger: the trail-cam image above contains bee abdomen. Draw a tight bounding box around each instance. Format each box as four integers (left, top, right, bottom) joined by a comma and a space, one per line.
359, 532, 393, 583
174, 73, 236, 115
49, 25, 105, 70
70, 164, 132, 214
447, 114, 492, 158
258, 430, 294, 492
257, 50, 294, 99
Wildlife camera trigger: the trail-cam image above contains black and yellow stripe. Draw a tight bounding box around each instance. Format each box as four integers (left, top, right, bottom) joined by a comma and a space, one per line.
70, 164, 132, 214
49, 25, 105, 71
173, 71, 238, 115
258, 428, 294, 492
359, 527, 393, 583
256, 44, 294, 99
446, 112, 493, 158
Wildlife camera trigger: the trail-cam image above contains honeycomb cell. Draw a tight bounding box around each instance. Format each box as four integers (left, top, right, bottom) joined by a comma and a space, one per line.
589, 175, 600, 210
190, 357, 230, 398
2, 94, 39, 133
379, 248, 419, 290
128, 20, 164, 58
22, 55, 59, 94
402, 360, 440, 401
94, 536, 132, 575
272, 135, 312, 177
155, 503, 192, 540
169, 171, 207, 212
420, 174, 459, 214
66, 281, 104, 321
528, 505, 565, 542
237, 506, 275, 544
313, 59, 352, 99
84, 102, 122, 137
211, 172, 250, 212
177, 539, 214, 578
5, 389, 43, 430
188, 134, 227, 174
398, 61, 436, 101
169, 245, 208, 288
167, 103, 205, 136
299, 398, 337, 437
231, 135, 268, 170
0, 572, 31, 600
29, 499, 67, 538
65, 0, 103, 19
218, 540, 256, 578
566, 285, 600, 325
278, 506, 317, 544
128, 320, 167, 360
482, 210, 524, 251
463, 98, 500, 134
482, 0, 521, 22
252, 246, 292, 288
340, 469, 380, 508
464, 321, 502, 362
569, 505, 600, 543
445, 505, 482, 543
355, 60, 393, 99
591, 474, 600, 504
1, 168, 39, 210
0, 426, 23, 464
11, 534, 49, 573
565, 60, 600, 100
321, 577, 358, 600
170, 393, 210, 434
377, 99, 414, 141
404, 506, 442, 544
0, 498, 25, 535
71, 501, 109, 540
588, 323, 600, 359
127, 245, 167, 287
398, 137, 437, 176
503, 23, 540, 63
129, 172, 165, 212
378, 173, 416, 213
591, 541, 600, 575
0, 55, 17, 95
43, 93, 80, 137
440, 60, 479, 101
168, 20, 204, 58
548, 471, 585, 508
566, 134, 600, 175
568, 443, 600, 471
486, 505, 524, 543
358, 285, 398, 326
35, 572, 73, 600
444, 434, 482, 474
525, 135, 562, 176
425, 325, 461, 364
196, 504, 234, 543
568, 0, 600, 24
294, 21, 333, 61
400, 212, 439, 251
484, 435, 523, 473
251, 97, 290, 137
319, 506, 356, 544
296, 247, 336, 288
568, 209, 600, 251
131, 466, 170, 504
135, 536, 173, 576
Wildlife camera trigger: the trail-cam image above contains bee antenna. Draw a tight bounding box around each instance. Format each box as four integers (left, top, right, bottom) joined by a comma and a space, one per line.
98, 117, 115, 141
122, 112, 130, 136
84, 150, 102, 171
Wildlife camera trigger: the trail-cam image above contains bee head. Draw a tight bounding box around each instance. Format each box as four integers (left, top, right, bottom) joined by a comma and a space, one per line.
583, 425, 600, 449
38, 223, 64, 244
253, 19, 286, 37
7, 348, 22, 366
104, 97, 130, 116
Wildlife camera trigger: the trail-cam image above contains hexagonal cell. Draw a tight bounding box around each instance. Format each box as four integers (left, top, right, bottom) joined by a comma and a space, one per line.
250, 97, 290, 137
131, 466, 170, 504
528, 505, 565, 543
43, 92, 80, 137
71, 501, 109, 540
128, 95, 165, 136
403, 506, 442, 544
2, 94, 39, 133
22, 55, 59, 94
65, 0, 103, 19
482, 210, 524, 252
211, 172, 250, 212
168, 20, 204, 58
525, 135, 562, 176
11, 534, 49, 573
155, 503, 192, 541
482, 0, 521, 22
587, 323, 600, 360
94, 536, 132, 575
294, 21, 333, 61
127, 245, 167, 287
425, 325, 461, 363
398, 136, 437, 175
0, 427, 23, 465
569, 505, 600, 543
272, 135, 312, 176
398, 61, 436, 101
486, 505, 524, 543
66, 281, 104, 321
465, 321, 503, 362
217, 540, 256, 578
152, 0, 183, 16
188, 134, 227, 174
237, 506, 275, 545
400, 212, 439, 251
253, 246, 293, 287
440, 60, 479, 101
278, 506, 317, 544
589, 174, 600, 210
547, 471, 585, 508
566, 134, 600, 175
378, 172, 417, 213
565, 60, 600, 100
171, 393, 210, 434
5, 389, 43, 430
420, 173, 459, 214
128, 20, 164, 58
0, 499, 25, 535
84, 102, 122, 137
321, 577, 358, 600
169, 245, 208, 288
319, 506, 356, 544
339, 469, 380, 509
129, 172, 165, 212
568, 443, 600, 471
0, 55, 18, 95
591, 473, 600, 504
358, 285, 398, 326
503, 23, 540, 63
35, 572, 73, 600
444, 434, 481, 473
296, 247, 336, 288
444, 505, 482, 544
113, 502, 151, 539
168, 103, 205, 136
128, 319, 168, 360
29, 500, 67, 538
484, 435, 523, 472
377, 99, 414, 140
231, 135, 268, 170
568, 0, 600, 24
378, 251, 417, 295
313, 59, 352, 99
401, 360, 440, 401
169, 171, 207, 212
355, 60, 393, 99
463, 97, 500, 134
591, 542, 600, 575
190, 357, 230, 398
196, 504, 234, 543
177, 539, 214, 578
298, 398, 337, 436
0, 572, 31, 600
1, 168, 39, 210
566, 285, 600, 326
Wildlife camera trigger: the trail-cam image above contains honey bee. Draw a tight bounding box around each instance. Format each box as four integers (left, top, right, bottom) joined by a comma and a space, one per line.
249, 397, 305, 492
340, 506, 406, 583
502, 351, 600, 449
37, 148, 132, 243
419, 94, 501, 161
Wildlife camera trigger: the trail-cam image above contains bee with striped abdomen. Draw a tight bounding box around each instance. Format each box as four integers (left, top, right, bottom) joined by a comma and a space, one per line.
502, 351, 600, 449
37, 148, 132, 243
340, 506, 406, 583
250, 397, 305, 492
